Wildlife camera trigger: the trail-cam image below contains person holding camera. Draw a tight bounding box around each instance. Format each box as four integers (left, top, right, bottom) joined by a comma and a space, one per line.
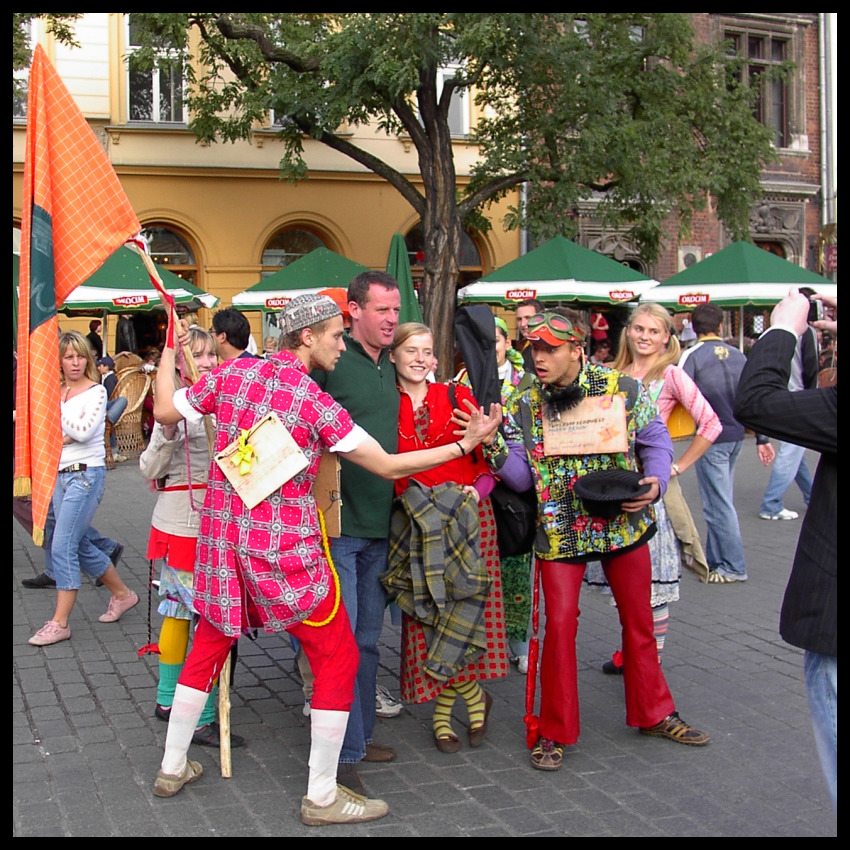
734, 290, 836, 808
755, 287, 820, 521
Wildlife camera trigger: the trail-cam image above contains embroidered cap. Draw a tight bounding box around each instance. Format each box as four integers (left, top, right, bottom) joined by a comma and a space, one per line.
282, 294, 342, 334
494, 316, 510, 336
526, 312, 586, 348
573, 469, 651, 519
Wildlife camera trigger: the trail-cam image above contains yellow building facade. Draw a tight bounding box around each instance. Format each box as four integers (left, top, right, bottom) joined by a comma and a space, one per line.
12, 13, 522, 350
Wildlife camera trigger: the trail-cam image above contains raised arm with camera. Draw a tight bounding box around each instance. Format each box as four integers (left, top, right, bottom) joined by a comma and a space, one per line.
734, 287, 836, 809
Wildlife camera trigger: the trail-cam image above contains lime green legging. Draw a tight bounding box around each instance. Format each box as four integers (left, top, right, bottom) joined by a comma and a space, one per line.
156, 616, 217, 726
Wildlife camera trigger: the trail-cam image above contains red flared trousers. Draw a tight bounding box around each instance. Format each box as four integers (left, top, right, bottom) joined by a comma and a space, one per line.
538, 544, 676, 745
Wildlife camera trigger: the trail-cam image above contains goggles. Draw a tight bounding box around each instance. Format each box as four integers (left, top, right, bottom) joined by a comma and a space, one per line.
525, 312, 586, 348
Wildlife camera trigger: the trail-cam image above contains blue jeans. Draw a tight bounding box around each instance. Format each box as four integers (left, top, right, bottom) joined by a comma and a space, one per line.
42, 526, 118, 579
694, 440, 747, 579
330, 535, 389, 764
106, 397, 128, 449
804, 651, 837, 809
43, 467, 111, 589
760, 440, 813, 515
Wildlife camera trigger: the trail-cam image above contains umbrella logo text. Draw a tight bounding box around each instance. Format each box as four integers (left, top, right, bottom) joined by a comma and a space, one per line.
506, 288, 538, 300
677, 293, 710, 306
112, 294, 149, 307
608, 290, 636, 302
265, 297, 291, 309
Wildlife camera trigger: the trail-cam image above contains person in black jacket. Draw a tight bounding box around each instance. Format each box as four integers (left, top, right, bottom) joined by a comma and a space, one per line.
734, 289, 836, 809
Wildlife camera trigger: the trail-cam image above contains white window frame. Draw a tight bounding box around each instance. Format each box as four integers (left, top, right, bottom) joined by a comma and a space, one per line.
436, 64, 470, 137
125, 15, 186, 124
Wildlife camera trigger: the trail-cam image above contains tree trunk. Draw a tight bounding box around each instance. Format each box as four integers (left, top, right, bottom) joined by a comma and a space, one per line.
417, 156, 462, 381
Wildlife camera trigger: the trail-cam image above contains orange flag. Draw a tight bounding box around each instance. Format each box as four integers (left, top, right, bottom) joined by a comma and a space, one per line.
14, 44, 140, 545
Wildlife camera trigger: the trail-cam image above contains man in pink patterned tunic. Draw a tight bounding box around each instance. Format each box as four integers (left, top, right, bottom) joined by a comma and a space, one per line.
150, 294, 501, 825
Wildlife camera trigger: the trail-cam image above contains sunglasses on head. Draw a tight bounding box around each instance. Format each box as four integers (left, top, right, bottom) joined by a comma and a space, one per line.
527, 312, 585, 344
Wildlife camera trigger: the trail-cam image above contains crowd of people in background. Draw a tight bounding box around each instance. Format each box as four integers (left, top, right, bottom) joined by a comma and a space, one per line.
19, 282, 835, 824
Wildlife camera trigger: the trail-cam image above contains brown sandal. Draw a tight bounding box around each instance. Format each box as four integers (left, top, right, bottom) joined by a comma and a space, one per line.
434, 730, 462, 754
468, 691, 493, 748
433, 718, 462, 753
639, 712, 710, 746
530, 737, 565, 771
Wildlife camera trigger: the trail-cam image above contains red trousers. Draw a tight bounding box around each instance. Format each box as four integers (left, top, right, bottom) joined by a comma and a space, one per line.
177, 589, 360, 712
538, 545, 676, 745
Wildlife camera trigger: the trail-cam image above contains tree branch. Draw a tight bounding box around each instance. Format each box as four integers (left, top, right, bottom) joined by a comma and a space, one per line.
306, 125, 426, 216
213, 15, 320, 72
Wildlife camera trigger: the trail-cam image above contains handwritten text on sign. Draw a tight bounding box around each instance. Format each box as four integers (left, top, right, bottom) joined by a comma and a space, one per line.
542, 395, 628, 455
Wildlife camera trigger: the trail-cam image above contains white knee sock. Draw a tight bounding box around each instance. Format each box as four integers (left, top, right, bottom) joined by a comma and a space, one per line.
306, 709, 349, 806
160, 684, 208, 775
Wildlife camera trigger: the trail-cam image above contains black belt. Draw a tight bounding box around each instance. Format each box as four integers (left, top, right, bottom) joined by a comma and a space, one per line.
59, 463, 87, 474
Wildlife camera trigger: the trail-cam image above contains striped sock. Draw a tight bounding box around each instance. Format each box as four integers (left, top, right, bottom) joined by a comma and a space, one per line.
432, 687, 458, 739
653, 603, 669, 663
454, 680, 486, 730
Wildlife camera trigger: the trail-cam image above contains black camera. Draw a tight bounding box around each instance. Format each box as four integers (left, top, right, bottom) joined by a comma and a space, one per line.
807, 297, 824, 324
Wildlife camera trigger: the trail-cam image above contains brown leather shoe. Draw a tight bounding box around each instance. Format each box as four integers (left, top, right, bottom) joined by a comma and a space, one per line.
363, 741, 396, 762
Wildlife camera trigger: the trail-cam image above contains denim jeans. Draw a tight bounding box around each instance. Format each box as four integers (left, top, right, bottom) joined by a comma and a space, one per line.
330, 535, 389, 763
760, 440, 813, 515
804, 651, 837, 809
42, 525, 118, 580
43, 467, 111, 589
694, 440, 747, 578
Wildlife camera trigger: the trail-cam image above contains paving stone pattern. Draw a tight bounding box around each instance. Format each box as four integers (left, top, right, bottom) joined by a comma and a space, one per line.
13, 439, 835, 836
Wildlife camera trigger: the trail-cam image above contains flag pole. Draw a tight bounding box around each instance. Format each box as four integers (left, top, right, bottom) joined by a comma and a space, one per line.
135, 244, 232, 778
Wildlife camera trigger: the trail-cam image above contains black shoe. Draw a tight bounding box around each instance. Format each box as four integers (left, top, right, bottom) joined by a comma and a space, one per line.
22, 572, 56, 589
337, 764, 367, 796
154, 704, 172, 722
192, 722, 245, 748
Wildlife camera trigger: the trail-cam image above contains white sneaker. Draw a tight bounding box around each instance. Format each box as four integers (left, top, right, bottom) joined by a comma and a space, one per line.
516, 655, 529, 674
301, 784, 389, 826
759, 508, 799, 521
113, 453, 128, 463
375, 684, 402, 718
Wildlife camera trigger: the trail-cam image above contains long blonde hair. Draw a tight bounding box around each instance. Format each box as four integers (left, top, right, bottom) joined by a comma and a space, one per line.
612, 303, 681, 384
59, 330, 100, 384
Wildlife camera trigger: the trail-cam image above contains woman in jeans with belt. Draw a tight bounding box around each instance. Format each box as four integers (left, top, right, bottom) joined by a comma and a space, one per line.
28, 331, 138, 647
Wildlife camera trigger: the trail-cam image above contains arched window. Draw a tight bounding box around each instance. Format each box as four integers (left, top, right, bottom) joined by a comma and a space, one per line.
404, 224, 483, 288
142, 224, 197, 285
261, 228, 327, 276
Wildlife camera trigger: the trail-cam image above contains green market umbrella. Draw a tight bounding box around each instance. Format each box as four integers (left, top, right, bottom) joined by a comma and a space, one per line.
643, 240, 837, 310
231, 247, 368, 313
643, 240, 838, 351
456, 235, 659, 306
14, 247, 218, 353
12, 246, 218, 314
386, 232, 422, 323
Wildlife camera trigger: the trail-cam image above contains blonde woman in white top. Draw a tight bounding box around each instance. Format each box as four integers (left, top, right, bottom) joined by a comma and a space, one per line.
28, 331, 138, 647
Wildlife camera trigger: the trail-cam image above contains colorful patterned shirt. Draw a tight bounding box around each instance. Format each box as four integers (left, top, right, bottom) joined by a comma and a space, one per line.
485, 362, 672, 562
176, 351, 355, 637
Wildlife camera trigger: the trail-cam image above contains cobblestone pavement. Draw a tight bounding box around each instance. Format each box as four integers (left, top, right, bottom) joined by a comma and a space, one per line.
13, 438, 836, 837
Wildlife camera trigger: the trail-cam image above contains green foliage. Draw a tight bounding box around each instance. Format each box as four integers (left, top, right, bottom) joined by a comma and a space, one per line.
17, 13, 781, 282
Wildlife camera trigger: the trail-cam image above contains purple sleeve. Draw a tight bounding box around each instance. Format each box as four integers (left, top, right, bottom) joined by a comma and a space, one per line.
494, 440, 535, 492
473, 470, 498, 501
635, 415, 673, 498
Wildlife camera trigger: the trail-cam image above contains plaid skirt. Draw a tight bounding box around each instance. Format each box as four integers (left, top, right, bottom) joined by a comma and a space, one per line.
400, 497, 510, 704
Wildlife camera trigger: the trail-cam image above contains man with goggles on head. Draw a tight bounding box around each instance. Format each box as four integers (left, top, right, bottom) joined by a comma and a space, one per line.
481, 308, 710, 772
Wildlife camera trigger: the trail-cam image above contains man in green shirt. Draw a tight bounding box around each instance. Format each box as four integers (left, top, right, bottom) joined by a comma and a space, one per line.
311, 270, 401, 793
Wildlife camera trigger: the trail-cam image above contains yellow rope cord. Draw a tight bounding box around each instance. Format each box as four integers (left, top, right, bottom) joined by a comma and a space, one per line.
302, 509, 341, 627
